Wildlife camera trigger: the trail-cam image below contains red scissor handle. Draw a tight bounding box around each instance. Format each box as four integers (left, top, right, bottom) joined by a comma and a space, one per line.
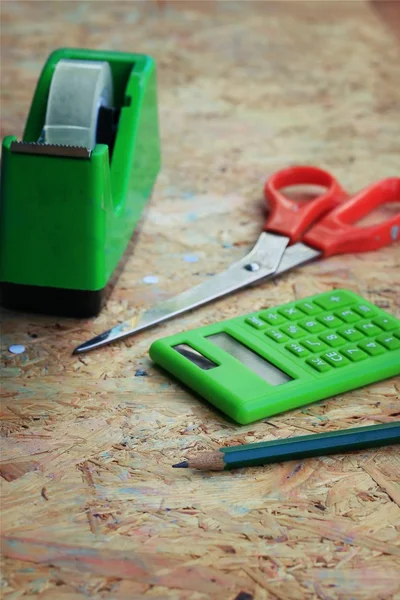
264, 166, 347, 243
303, 177, 400, 257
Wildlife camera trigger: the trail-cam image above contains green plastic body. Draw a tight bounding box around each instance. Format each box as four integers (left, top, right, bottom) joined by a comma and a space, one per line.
149, 290, 400, 424
0, 48, 160, 301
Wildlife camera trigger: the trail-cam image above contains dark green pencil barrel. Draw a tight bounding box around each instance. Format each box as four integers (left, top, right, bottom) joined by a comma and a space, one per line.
221, 422, 400, 469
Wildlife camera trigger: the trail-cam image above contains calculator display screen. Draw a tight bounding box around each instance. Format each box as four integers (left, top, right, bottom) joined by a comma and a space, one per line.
208, 333, 292, 385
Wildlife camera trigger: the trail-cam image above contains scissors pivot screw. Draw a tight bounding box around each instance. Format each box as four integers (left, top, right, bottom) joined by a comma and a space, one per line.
244, 262, 261, 272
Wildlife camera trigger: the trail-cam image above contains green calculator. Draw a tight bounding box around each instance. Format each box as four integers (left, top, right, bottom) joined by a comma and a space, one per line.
149, 289, 400, 424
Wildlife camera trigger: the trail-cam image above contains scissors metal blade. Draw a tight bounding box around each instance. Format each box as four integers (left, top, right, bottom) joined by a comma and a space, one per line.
268, 242, 321, 278
73, 232, 289, 354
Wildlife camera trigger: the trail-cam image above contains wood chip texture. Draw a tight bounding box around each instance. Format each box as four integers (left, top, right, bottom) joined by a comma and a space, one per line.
1, 1, 399, 599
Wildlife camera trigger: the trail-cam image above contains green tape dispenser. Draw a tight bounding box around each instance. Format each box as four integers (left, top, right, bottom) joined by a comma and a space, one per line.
0, 48, 161, 317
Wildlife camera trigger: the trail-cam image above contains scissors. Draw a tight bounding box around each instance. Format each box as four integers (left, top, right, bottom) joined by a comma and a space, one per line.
74, 166, 400, 354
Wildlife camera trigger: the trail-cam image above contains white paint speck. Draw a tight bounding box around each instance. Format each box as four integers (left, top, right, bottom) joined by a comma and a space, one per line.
143, 275, 159, 284
9, 344, 25, 355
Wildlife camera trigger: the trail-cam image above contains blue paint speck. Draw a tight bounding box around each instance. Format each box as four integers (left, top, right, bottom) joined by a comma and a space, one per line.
135, 369, 148, 377
183, 254, 199, 263
232, 505, 250, 515
119, 487, 141, 495
391, 225, 399, 241
9, 344, 25, 355
187, 212, 197, 222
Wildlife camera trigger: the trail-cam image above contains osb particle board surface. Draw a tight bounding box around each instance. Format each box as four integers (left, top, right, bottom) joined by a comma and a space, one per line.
1, 1, 400, 599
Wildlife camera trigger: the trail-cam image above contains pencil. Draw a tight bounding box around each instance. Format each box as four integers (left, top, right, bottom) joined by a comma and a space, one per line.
172, 422, 400, 471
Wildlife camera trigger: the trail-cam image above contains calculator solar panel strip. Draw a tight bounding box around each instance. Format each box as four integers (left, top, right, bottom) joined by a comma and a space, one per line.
149, 290, 400, 424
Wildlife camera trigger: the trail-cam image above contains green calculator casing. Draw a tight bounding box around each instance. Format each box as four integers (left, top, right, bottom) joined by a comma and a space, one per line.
149, 290, 400, 424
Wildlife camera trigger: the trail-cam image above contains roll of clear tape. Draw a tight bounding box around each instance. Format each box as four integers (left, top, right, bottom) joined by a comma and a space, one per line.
43, 59, 114, 149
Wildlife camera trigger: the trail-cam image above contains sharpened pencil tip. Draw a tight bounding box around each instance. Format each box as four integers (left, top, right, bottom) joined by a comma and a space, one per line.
72, 346, 85, 355
73, 341, 94, 355
172, 461, 189, 468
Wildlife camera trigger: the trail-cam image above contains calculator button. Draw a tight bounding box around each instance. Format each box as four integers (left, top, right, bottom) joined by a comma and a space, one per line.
277, 306, 303, 321
296, 301, 322, 316
353, 304, 376, 318
265, 329, 289, 343
313, 291, 353, 310
338, 326, 364, 342
299, 319, 326, 334
376, 334, 400, 351
306, 356, 332, 373
317, 314, 343, 329
355, 322, 382, 337
245, 316, 267, 330
280, 324, 306, 339
334, 309, 360, 324
341, 346, 368, 362
302, 338, 328, 353
286, 342, 309, 357
372, 316, 399, 332
321, 351, 349, 368
358, 340, 386, 356
259, 311, 287, 326
319, 332, 346, 348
